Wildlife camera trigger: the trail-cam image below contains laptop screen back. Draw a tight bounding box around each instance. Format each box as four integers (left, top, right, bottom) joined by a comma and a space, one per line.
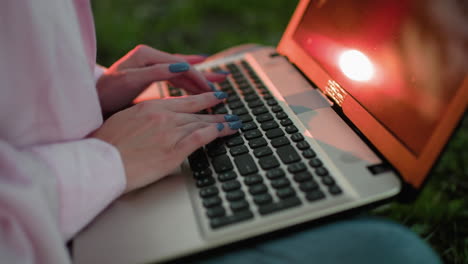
278, 0, 468, 187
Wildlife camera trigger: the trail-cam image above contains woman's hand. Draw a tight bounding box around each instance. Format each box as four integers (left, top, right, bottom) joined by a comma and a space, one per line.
90, 92, 242, 193
96, 45, 229, 115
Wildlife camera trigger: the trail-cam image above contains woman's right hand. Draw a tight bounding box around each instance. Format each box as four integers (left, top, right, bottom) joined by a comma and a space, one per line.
90, 92, 242, 193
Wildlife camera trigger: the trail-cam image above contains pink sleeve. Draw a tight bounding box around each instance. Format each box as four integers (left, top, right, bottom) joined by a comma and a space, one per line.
0, 139, 126, 261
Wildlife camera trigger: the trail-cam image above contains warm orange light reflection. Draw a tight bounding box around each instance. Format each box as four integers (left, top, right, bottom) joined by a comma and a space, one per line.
339, 50, 374, 81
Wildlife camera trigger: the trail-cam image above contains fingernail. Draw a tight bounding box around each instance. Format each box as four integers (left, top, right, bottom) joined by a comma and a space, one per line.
169, 62, 190, 73
214, 91, 228, 99
208, 81, 217, 91
224, 114, 239, 122
228, 121, 243, 130
216, 123, 225, 131
215, 70, 230, 75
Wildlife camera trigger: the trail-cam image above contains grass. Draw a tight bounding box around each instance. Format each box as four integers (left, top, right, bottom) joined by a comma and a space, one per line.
92, 1, 468, 263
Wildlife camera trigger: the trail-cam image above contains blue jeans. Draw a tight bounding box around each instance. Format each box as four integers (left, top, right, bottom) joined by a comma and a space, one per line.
190, 218, 441, 264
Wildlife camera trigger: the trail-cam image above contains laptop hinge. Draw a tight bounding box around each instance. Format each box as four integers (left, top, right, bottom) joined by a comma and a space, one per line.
324, 80, 347, 107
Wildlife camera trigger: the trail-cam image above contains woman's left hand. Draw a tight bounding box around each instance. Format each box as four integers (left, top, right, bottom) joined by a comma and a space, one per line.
96, 44, 229, 114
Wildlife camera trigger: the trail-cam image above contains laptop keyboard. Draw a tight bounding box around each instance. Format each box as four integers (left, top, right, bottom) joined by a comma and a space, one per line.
182, 60, 343, 229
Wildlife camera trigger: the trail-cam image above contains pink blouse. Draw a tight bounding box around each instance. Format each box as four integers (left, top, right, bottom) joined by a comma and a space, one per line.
0, 0, 126, 263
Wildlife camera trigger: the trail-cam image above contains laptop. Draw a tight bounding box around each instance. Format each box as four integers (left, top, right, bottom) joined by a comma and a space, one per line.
74, 0, 468, 263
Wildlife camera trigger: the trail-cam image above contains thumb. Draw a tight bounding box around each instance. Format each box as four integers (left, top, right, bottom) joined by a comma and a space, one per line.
125, 62, 190, 87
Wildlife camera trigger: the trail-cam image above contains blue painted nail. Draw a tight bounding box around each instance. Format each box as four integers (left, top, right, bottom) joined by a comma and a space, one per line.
228, 121, 243, 130
208, 81, 217, 91
224, 114, 239, 122
215, 70, 230, 75
216, 123, 224, 131
169, 62, 190, 73
214, 91, 228, 99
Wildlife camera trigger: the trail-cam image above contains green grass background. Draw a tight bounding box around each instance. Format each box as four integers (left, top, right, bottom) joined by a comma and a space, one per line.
92, 1, 468, 263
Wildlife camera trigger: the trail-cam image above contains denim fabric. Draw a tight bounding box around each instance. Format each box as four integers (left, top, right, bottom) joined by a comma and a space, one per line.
191, 218, 441, 264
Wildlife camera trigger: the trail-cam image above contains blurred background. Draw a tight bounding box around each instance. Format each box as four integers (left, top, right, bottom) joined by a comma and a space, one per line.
92, 1, 467, 263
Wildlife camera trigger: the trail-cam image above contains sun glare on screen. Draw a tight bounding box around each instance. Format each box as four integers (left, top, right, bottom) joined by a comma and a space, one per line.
339, 50, 374, 81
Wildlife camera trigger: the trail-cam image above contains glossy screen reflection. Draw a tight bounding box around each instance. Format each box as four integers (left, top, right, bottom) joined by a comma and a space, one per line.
293, 0, 468, 155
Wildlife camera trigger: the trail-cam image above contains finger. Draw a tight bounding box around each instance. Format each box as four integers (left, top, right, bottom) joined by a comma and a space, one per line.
163, 92, 228, 113
176, 121, 243, 157
170, 77, 207, 95
204, 71, 230, 83
181, 67, 212, 92
173, 54, 208, 65
124, 62, 191, 88
175, 113, 239, 126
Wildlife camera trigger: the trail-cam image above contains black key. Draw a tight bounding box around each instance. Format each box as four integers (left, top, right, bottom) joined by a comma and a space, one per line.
302, 149, 316, 158
196, 177, 215, 188
258, 197, 301, 215
249, 184, 268, 195
206, 206, 226, 218
276, 187, 296, 199
244, 174, 263, 186
260, 120, 279, 131
288, 162, 307, 173
226, 95, 240, 103
316, 167, 329, 176
248, 100, 264, 109
276, 111, 288, 120
239, 114, 253, 123
305, 190, 326, 202
193, 168, 212, 179
329, 185, 343, 195
285, 125, 298, 134
222, 180, 241, 192
230, 145, 249, 156
210, 210, 254, 229
271, 136, 290, 148
230, 200, 250, 212
241, 122, 258, 132
271, 105, 283, 113
276, 145, 301, 164
266, 168, 285, 179
225, 135, 244, 147
228, 101, 244, 109
266, 128, 285, 139
321, 175, 335, 186
309, 158, 323, 168
199, 186, 219, 198
244, 94, 260, 102
206, 143, 226, 157
212, 155, 233, 173
256, 113, 274, 123
266, 99, 278, 106
299, 181, 319, 192
213, 105, 228, 114
234, 154, 259, 175
203, 196, 222, 208
225, 190, 245, 201
263, 94, 273, 100
242, 88, 256, 95
248, 138, 268, 148
188, 150, 209, 171
244, 129, 262, 140
218, 171, 237, 182
252, 106, 269, 115
291, 133, 304, 142
293, 171, 313, 183
253, 193, 273, 205
232, 107, 248, 116
271, 178, 291, 189
297, 141, 310, 150
253, 146, 273, 158
259, 155, 280, 170
280, 118, 293, 126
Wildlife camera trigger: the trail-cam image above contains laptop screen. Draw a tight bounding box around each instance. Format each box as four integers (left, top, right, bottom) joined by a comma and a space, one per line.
292, 0, 468, 156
